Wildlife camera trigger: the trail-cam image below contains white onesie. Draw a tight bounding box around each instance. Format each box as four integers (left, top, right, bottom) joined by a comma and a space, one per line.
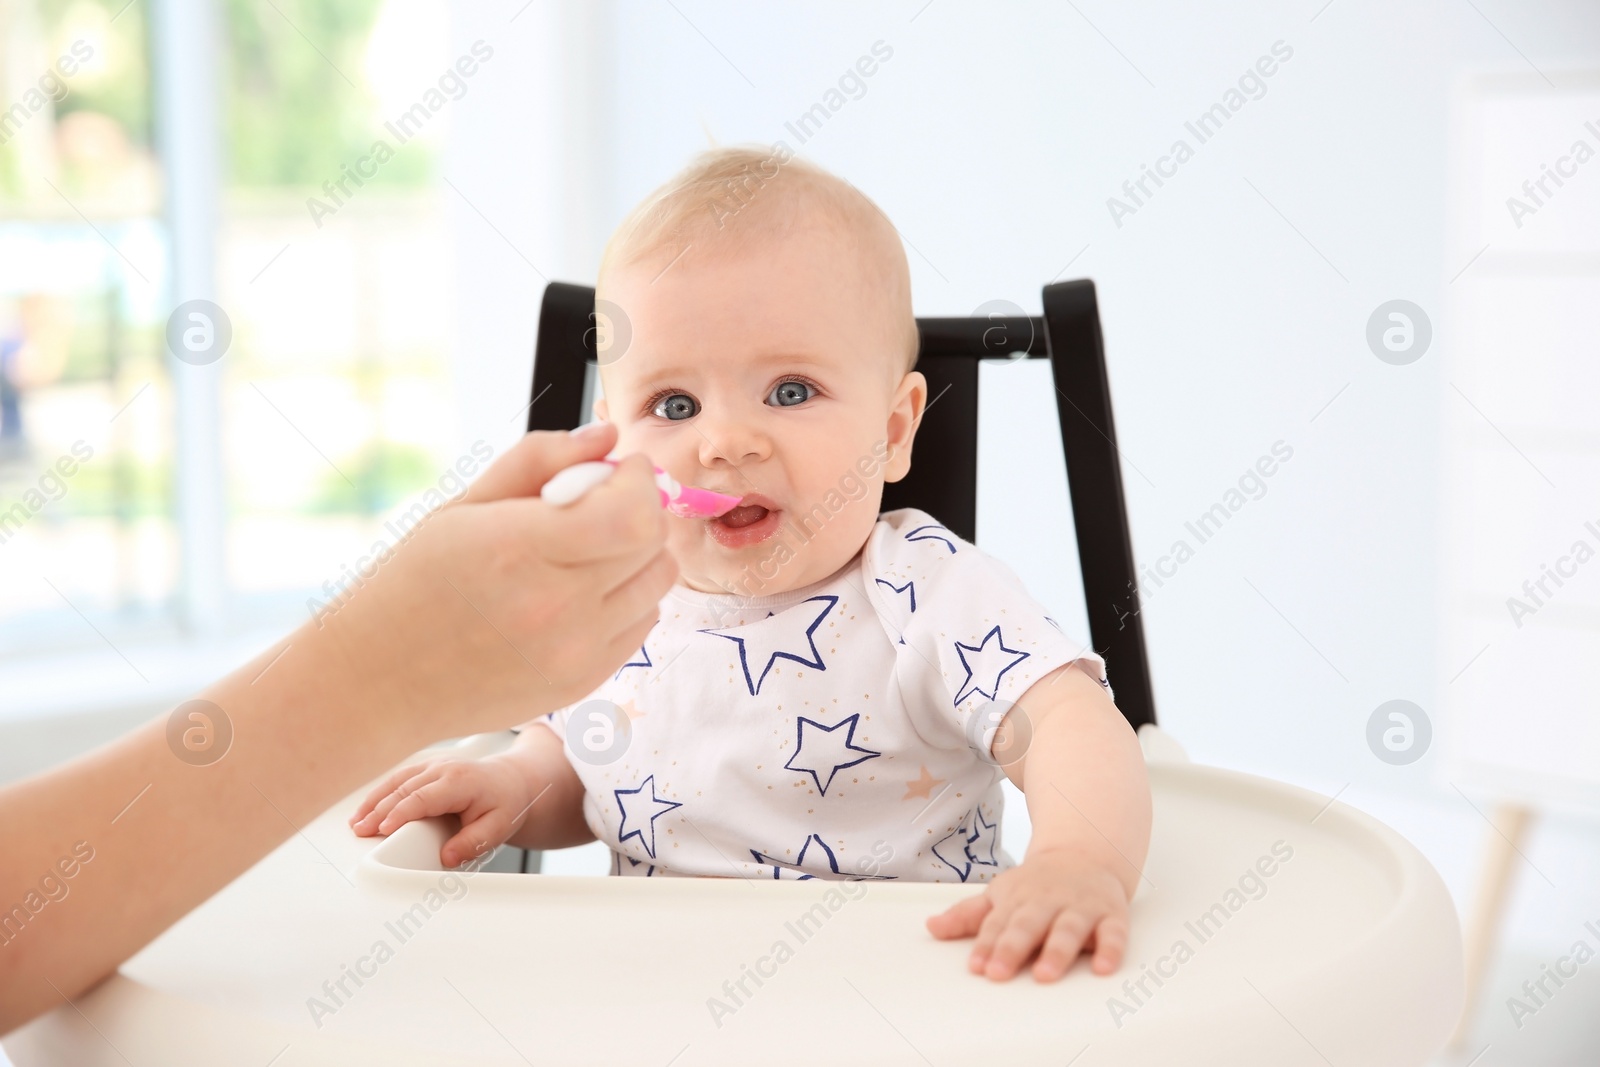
539, 507, 1108, 883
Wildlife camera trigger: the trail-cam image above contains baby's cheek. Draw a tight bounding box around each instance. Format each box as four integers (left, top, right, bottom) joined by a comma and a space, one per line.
802, 494, 881, 578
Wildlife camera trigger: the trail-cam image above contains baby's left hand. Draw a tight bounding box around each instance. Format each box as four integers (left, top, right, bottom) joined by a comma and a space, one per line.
925, 847, 1129, 982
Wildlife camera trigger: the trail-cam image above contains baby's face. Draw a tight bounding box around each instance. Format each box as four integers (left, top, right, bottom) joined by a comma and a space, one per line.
596, 223, 924, 596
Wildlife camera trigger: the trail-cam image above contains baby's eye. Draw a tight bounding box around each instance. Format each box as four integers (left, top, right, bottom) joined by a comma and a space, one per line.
651, 393, 699, 421
767, 380, 814, 407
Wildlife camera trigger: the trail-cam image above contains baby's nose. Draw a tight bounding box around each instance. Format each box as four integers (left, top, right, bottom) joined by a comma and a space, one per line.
695, 411, 772, 467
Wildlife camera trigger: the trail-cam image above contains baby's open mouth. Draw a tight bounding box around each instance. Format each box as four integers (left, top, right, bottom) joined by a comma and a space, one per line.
706, 497, 782, 548
718, 504, 769, 529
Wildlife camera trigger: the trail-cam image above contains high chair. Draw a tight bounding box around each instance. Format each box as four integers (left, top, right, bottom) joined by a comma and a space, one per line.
4, 280, 1465, 1066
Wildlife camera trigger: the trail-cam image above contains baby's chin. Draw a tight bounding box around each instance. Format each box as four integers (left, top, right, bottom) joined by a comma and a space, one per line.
673, 526, 855, 599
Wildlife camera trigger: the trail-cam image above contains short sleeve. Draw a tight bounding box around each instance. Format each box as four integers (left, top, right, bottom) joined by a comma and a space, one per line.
864, 509, 1110, 755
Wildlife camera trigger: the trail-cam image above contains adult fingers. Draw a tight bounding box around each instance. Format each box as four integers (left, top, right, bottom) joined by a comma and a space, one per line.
1031, 910, 1097, 982
523, 455, 666, 567
573, 537, 675, 603
925, 894, 991, 940
465, 424, 617, 504
600, 545, 679, 617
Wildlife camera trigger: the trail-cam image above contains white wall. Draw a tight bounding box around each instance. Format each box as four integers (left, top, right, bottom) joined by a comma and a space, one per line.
448, 0, 1600, 959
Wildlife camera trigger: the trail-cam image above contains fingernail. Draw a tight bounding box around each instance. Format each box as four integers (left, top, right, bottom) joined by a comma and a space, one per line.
571, 420, 607, 441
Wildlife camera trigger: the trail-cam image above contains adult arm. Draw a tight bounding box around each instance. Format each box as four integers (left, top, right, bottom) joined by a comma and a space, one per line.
0, 423, 675, 1034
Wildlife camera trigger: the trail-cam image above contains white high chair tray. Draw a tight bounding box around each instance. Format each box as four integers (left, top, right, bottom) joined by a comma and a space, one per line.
6, 739, 1463, 1066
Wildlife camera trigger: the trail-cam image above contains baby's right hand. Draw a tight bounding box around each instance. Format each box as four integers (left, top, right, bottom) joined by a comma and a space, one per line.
349, 755, 537, 868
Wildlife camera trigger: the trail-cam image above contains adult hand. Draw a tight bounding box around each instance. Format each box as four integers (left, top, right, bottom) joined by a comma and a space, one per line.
323, 421, 676, 740
0, 422, 675, 1034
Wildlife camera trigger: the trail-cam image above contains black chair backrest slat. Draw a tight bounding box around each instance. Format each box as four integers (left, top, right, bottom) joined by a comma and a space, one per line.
525, 279, 1157, 729
879, 353, 979, 544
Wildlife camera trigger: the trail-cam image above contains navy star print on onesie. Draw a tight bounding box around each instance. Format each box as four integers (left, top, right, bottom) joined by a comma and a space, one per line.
543, 509, 1112, 883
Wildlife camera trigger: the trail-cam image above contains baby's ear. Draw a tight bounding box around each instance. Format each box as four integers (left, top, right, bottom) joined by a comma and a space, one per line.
883, 370, 927, 483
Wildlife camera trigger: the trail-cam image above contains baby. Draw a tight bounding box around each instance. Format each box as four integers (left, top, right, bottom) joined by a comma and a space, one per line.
351, 146, 1151, 983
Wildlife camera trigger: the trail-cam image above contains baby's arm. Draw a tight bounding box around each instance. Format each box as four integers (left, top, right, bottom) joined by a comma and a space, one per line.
349, 721, 593, 867
926, 664, 1151, 981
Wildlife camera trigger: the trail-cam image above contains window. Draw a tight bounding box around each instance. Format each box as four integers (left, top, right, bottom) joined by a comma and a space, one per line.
218, 0, 457, 621
0, 0, 462, 665
0, 0, 168, 651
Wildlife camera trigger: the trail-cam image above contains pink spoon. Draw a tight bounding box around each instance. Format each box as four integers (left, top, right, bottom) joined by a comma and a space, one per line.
541, 459, 743, 519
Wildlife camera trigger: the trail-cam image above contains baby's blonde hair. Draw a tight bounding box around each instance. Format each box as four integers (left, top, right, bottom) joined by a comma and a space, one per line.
597, 145, 919, 373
